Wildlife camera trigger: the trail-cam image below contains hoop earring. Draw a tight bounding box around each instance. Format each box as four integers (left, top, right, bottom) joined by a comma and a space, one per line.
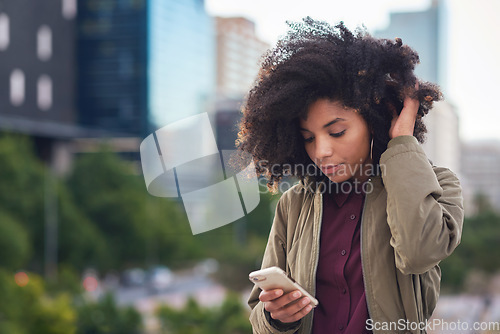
370, 137, 374, 161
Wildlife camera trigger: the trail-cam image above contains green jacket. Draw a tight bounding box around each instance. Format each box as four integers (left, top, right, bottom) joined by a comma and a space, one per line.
248, 135, 464, 334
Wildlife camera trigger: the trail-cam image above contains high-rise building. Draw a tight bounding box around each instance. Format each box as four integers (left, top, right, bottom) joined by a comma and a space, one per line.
212, 17, 268, 153
149, 0, 216, 127
421, 101, 460, 173
0, 0, 77, 137
77, 0, 148, 136
461, 140, 500, 215
374, 0, 448, 87
77, 0, 216, 136
0, 0, 107, 172
375, 0, 461, 174
215, 17, 269, 99
214, 97, 243, 150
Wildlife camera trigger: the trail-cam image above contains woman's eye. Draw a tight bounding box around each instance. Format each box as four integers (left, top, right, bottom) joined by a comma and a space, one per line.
304, 137, 314, 143
330, 130, 346, 137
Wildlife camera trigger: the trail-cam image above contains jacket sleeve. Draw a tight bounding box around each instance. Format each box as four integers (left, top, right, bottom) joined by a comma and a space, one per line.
380, 135, 464, 275
247, 191, 302, 334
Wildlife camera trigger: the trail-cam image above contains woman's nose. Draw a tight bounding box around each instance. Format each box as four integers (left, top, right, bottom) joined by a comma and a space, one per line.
315, 137, 333, 160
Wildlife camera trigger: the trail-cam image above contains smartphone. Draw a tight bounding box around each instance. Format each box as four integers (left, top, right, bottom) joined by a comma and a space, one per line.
249, 266, 319, 307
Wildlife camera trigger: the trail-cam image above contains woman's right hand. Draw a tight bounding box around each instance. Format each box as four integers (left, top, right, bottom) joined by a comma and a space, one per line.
259, 288, 314, 323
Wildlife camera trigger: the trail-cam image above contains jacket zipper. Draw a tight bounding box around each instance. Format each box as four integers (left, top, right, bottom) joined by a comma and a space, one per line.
360, 177, 375, 326
307, 191, 324, 334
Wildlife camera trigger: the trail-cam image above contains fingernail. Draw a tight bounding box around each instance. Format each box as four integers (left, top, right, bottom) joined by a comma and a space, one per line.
293, 291, 301, 298
302, 298, 309, 305
275, 290, 282, 296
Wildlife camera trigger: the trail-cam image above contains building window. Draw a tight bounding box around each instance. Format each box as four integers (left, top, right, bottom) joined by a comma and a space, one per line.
0, 13, 9, 51
62, 0, 77, 20
119, 98, 133, 119
119, 51, 133, 78
37, 75, 53, 111
37, 25, 52, 61
10, 69, 25, 106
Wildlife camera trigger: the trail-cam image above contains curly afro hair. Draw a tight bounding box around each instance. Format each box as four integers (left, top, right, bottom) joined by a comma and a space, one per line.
236, 17, 442, 193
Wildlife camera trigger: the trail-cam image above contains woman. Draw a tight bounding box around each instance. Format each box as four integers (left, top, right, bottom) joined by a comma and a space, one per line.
237, 18, 464, 334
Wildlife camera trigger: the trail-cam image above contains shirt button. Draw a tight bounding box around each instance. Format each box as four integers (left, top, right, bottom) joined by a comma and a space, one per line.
341, 250, 347, 256
342, 288, 347, 294
350, 214, 356, 220
339, 324, 344, 330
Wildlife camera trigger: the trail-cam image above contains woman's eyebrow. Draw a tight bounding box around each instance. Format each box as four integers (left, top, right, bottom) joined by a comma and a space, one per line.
299, 118, 346, 132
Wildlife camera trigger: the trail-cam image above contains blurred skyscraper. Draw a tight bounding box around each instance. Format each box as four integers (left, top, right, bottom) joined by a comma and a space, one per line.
375, 0, 461, 175
77, 0, 216, 136
461, 140, 500, 214
77, 0, 148, 136
215, 17, 269, 99
213, 17, 268, 152
375, 0, 447, 86
0, 0, 100, 172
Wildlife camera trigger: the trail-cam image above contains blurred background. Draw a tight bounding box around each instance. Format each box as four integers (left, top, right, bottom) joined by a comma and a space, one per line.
0, 0, 499, 333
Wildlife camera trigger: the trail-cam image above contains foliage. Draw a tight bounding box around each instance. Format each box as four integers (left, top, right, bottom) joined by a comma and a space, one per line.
66, 149, 150, 268
0, 135, 46, 269
57, 183, 112, 271
157, 293, 252, 334
186, 184, 280, 290
75, 294, 142, 334
0, 210, 31, 270
66, 148, 203, 271
0, 269, 142, 334
440, 194, 500, 291
0, 269, 77, 334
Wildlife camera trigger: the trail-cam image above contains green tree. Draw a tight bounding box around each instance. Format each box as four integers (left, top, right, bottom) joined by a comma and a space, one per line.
157, 293, 251, 334
0, 269, 77, 334
57, 184, 111, 271
440, 193, 500, 291
0, 134, 110, 273
190, 185, 280, 290
75, 294, 142, 334
66, 148, 202, 270
66, 149, 150, 268
0, 135, 46, 270
0, 210, 31, 270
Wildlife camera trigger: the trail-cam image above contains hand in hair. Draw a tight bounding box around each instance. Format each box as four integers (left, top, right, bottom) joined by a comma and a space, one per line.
389, 84, 420, 139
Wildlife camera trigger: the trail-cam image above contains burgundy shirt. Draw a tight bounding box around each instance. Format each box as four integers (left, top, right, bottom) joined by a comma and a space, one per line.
312, 181, 372, 334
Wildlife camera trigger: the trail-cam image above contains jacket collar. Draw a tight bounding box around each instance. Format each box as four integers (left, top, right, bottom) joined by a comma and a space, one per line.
298, 164, 384, 196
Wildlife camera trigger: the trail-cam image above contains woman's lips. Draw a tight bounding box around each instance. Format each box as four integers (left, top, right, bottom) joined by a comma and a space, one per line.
321, 164, 343, 175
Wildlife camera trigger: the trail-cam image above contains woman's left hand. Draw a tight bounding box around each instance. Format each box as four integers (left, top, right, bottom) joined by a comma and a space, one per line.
389, 87, 420, 139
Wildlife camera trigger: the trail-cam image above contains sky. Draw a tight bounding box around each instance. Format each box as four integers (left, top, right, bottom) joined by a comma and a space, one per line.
206, 0, 500, 142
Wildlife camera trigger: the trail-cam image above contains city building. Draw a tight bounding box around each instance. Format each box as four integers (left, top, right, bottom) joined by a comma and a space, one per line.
421, 101, 460, 173
77, 0, 148, 136
214, 97, 244, 150
461, 140, 500, 215
212, 17, 268, 154
77, 0, 216, 136
215, 17, 269, 99
374, 0, 448, 86
0, 0, 108, 173
375, 0, 461, 175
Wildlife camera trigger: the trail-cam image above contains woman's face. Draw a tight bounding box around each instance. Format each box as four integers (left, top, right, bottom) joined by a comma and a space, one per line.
299, 99, 373, 184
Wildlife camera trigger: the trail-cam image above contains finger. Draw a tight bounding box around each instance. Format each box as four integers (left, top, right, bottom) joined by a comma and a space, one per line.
401, 95, 419, 116
264, 290, 303, 313
270, 296, 313, 323
281, 304, 314, 323
259, 289, 283, 303
404, 81, 419, 107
